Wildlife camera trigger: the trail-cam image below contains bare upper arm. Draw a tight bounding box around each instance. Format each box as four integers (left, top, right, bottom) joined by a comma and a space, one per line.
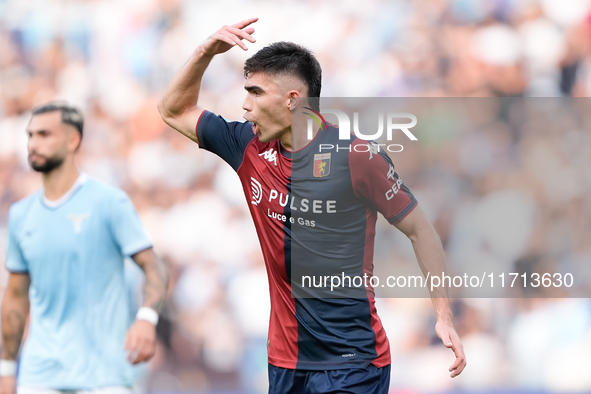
393, 204, 434, 242
130, 247, 158, 271
4, 273, 30, 299
157, 102, 204, 144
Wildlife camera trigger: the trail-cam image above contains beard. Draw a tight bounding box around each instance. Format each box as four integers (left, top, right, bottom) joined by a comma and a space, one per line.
29, 154, 65, 173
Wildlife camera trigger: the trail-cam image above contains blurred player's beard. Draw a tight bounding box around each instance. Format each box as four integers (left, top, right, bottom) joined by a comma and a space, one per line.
29, 154, 65, 173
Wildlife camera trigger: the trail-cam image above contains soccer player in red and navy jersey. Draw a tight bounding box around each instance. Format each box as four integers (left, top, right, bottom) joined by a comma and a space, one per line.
158, 18, 466, 393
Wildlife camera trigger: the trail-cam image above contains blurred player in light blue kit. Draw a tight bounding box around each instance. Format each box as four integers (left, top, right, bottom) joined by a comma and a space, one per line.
0, 102, 168, 394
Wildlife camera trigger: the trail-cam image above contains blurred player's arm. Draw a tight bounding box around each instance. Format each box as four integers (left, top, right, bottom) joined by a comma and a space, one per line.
394, 206, 467, 378
132, 247, 168, 313
1, 273, 30, 360
157, 17, 257, 142
124, 247, 168, 365
0, 273, 30, 393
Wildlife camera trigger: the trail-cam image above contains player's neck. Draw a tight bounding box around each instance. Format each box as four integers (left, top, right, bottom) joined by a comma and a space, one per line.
283, 115, 321, 152
42, 159, 80, 201
279, 130, 293, 151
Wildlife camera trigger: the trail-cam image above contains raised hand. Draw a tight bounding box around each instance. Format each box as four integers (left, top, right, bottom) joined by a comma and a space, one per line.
201, 17, 258, 57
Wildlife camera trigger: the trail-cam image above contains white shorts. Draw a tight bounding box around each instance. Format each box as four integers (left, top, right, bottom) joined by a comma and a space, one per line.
18, 387, 133, 394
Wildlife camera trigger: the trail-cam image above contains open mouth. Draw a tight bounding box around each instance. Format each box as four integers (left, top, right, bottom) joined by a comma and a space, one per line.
252, 122, 260, 137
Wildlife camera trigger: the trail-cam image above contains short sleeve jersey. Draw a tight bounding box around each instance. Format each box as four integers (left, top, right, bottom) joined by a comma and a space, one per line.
197, 110, 417, 370
5, 175, 152, 389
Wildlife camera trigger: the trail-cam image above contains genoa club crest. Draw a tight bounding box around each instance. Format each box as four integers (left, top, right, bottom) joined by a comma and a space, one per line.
313, 153, 331, 177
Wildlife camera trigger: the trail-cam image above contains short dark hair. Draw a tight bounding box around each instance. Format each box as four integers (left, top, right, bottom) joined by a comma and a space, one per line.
244, 42, 322, 111
31, 101, 84, 138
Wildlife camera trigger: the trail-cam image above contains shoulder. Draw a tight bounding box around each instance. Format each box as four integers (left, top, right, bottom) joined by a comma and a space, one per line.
199, 111, 255, 136
201, 110, 249, 126
83, 175, 124, 194
349, 139, 390, 165
82, 176, 131, 203
8, 191, 41, 223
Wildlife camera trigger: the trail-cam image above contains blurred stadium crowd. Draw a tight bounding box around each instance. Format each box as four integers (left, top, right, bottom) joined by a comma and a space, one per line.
1, 0, 591, 393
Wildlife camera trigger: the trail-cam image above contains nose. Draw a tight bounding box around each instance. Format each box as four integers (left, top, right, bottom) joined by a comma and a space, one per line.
27, 134, 38, 152
242, 93, 252, 112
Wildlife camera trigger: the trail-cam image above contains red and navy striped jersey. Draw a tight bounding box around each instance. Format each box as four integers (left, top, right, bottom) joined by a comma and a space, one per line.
196, 110, 417, 370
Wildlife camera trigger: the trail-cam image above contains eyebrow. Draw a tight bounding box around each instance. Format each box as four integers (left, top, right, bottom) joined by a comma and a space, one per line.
245, 85, 264, 93
26, 128, 50, 135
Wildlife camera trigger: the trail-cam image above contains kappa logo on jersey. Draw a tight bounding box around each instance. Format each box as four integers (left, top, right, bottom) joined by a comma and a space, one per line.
313, 153, 331, 177
259, 148, 278, 166
250, 177, 263, 205
67, 212, 91, 234
385, 164, 403, 201
367, 141, 380, 160
386, 163, 396, 180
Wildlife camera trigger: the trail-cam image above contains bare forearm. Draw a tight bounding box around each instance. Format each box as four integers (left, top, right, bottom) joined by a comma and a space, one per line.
133, 249, 169, 312
409, 227, 453, 323
143, 264, 168, 312
395, 207, 466, 376
1, 295, 29, 360
158, 46, 213, 118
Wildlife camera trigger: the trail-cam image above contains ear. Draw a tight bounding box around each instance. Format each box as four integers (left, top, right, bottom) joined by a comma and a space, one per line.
288, 91, 301, 111
68, 131, 82, 152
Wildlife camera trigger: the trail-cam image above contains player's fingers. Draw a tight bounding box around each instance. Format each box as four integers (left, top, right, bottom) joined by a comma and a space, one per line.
126, 333, 139, 359
128, 348, 139, 364
449, 342, 466, 375
132, 339, 154, 364
129, 339, 150, 364
232, 17, 259, 29
458, 359, 467, 375
210, 32, 238, 48
124, 329, 136, 350
131, 350, 145, 365
124, 331, 130, 349
129, 343, 142, 364
219, 30, 249, 50
226, 26, 256, 43
454, 361, 467, 377
451, 358, 467, 377
214, 30, 248, 51
449, 353, 462, 372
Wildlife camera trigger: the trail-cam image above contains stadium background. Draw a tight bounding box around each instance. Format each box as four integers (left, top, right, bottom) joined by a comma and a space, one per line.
1, 0, 591, 393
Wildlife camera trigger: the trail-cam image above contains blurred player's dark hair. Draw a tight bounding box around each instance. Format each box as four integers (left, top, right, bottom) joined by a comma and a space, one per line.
244, 42, 322, 111
32, 101, 84, 138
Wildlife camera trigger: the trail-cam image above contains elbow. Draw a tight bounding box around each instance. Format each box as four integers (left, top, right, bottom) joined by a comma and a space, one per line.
157, 99, 172, 122
157, 98, 183, 125
408, 221, 440, 245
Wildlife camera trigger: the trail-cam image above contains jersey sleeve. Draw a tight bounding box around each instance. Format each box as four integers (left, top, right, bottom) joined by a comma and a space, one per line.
196, 110, 257, 171
349, 140, 418, 224
108, 191, 153, 257
5, 206, 28, 273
